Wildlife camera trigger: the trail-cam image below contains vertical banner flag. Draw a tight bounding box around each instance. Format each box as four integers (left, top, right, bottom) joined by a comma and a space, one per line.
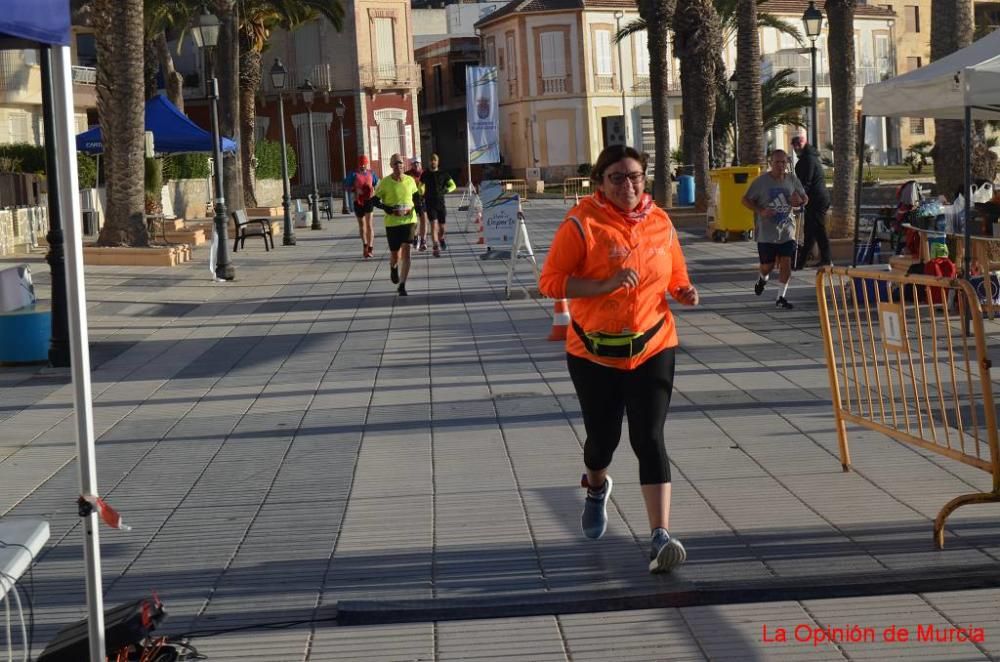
466, 66, 500, 164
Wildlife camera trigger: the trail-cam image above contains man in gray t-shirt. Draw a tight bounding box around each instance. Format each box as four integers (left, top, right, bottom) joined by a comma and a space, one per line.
741, 150, 807, 309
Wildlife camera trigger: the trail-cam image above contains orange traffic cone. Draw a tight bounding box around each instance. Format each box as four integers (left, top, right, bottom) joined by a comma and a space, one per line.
547, 299, 571, 340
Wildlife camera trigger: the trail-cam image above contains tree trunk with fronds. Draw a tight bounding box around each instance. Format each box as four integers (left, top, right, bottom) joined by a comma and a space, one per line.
825, 0, 857, 238
239, 43, 261, 208
215, 0, 244, 212
735, 0, 763, 165
931, 0, 985, 200
638, 0, 676, 207
674, 0, 722, 212
94, 0, 148, 247
154, 31, 184, 112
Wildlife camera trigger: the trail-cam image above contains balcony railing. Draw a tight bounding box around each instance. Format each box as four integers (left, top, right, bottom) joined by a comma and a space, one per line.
631, 75, 681, 94
762, 50, 893, 88
541, 75, 567, 95
594, 74, 616, 93
0, 50, 35, 91
359, 63, 421, 90
72, 66, 97, 85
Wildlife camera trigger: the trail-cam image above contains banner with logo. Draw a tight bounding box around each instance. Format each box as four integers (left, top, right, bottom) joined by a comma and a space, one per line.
483, 195, 519, 249
466, 66, 500, 164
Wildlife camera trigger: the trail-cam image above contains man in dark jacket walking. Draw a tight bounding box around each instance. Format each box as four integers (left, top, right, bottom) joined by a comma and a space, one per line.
791, 132, 831, 269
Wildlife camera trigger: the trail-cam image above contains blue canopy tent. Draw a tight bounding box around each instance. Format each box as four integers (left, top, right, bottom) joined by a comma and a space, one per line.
76, 94, 237, 155
1, 2, 108, 660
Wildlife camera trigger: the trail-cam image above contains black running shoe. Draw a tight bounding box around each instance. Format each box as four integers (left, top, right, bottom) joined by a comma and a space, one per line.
397, 283, 408, 296
390, 264, 399, 284
439, 239, 447, 250
754, 278, 766, 296
775, 296, 794, 309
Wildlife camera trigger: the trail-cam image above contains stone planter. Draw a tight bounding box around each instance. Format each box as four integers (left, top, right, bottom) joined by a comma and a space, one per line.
83, 244, 192, 267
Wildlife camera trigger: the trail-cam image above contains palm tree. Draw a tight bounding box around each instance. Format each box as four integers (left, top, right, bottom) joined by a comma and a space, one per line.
824, 0, 857, 238
615, 0, 799, 187
637, 0, 676, 206
214, 0, 244, 212
145, 0, 199, 111
930, 0, 993, 199
93, 0, 149, 247
735, 0, 763, 165
673, 0, 722, 211
237, 1, 344, 208
714, 69, 810, 153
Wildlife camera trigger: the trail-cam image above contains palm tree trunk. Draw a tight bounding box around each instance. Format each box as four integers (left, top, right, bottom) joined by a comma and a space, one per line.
674, 0, 721, 212
154, 31, 184, 112
94, 0, 148, 247
638, 0, 676, 207
215, 0, 244, 212
239, 44, 261, 209
825, 0, 857, 238
931, 0, 976, 199
735, 0, 763, 165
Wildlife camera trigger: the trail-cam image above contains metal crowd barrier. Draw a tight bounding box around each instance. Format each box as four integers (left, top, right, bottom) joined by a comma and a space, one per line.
562, 177, 592, 203
816, 266, 999, 548
498, 179, 528, 201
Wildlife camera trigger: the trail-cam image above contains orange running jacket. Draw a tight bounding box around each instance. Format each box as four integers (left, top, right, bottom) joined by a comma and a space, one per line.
538, 194, 691, 370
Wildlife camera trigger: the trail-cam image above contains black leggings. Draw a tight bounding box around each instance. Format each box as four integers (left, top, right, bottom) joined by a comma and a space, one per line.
567, 348, 675, 485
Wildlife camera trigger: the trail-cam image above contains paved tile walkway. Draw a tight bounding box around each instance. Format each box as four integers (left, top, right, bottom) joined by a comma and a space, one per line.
2, 198, 1000, 660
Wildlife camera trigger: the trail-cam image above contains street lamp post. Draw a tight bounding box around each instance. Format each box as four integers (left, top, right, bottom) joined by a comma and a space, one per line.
192, 10, 235, 280
270, 58, 295, 246
728, 73, 739, 165
614, 11, 629, 145
802, 1, 823, 148
300, 79, 322, 231
335, 99, 347, 215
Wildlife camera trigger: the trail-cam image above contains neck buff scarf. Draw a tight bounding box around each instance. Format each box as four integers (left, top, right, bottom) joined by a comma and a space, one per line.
596, 190, 655, 223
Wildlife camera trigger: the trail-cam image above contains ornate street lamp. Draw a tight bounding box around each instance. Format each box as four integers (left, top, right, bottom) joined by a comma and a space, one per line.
802, 1, 823, 148
270, 58, 295, 245
614, 11, 629, 145
299, 79, 322, 230
728, 73, 739, 165
335, 99, 348, 214
192, 9, 235, 280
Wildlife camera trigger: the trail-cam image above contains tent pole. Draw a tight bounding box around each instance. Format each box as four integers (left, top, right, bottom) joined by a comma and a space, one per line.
852, 113, 866, 267
53, 44, 106, 662
39, 45, 70, 367
963, 105, 972, 281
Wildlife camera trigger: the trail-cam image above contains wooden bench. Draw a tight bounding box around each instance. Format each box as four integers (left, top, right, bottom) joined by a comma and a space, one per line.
231, 209, 274, 252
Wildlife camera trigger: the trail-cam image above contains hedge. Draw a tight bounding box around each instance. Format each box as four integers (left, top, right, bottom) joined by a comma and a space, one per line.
255, 139, 297, 180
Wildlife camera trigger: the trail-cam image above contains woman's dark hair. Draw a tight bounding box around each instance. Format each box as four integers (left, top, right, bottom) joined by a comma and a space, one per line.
590, 145, 648, 185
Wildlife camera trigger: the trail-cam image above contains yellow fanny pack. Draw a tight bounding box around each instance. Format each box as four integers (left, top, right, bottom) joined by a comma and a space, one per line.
572, 318, 665, 358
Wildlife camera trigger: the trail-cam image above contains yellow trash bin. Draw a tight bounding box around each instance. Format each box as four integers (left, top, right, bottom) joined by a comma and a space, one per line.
708, 165, 761, 242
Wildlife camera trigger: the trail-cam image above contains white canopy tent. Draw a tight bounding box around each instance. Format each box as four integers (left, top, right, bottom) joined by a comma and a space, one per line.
859, 29, 1000, 272
0, 2, 107, 661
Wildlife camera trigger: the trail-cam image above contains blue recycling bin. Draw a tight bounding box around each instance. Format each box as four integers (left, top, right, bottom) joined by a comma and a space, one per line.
677, 175, 695, 206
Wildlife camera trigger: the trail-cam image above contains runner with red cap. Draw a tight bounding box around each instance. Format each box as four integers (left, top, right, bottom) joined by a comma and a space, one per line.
345, 155, 379, 258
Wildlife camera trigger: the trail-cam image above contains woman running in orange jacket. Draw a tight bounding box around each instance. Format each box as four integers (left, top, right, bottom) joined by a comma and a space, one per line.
539, 145, 699, 574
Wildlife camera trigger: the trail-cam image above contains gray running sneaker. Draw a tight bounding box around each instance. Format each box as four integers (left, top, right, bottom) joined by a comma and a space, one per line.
581, 474, 613, 539
649, 528, 686, 573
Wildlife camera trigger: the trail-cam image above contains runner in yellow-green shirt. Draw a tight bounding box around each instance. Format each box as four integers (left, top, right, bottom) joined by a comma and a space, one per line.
372, 153, 422, 296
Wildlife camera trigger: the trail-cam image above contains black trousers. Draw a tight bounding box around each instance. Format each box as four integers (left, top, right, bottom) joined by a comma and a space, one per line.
798, 203, 831, 267
567, 348, 675, 484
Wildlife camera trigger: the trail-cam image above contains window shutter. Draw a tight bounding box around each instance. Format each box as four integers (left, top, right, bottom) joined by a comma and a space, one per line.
374, 18, 396, 72
634, 31, 649, 76
596, 30, 612, 76
552, 32, 565, 76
